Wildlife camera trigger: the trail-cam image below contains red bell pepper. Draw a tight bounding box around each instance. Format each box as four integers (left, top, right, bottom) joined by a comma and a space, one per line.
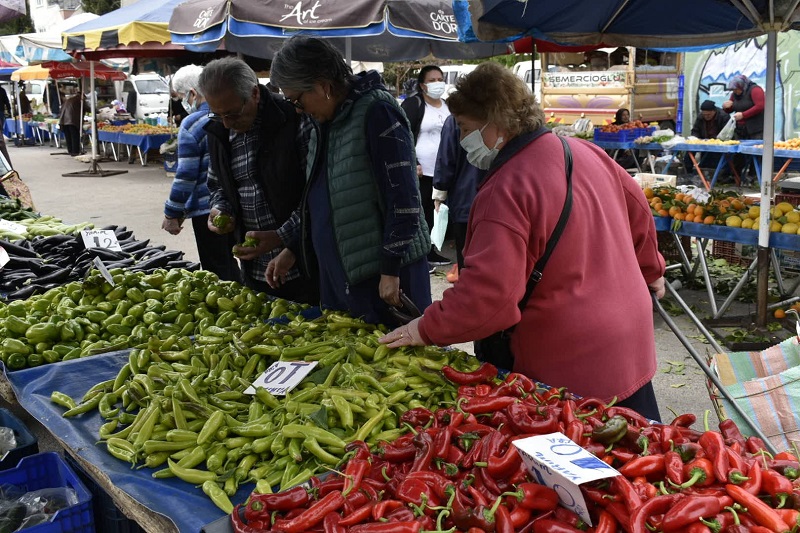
488, 443, 522, 478
776, 509, 800, 529
726, 483, 790, 532
719, 419, 747, 448
338, 501, 375, 526
442, 362, 498, 385
462, 395, 516, 415
740, 459, 763, 495
605, 406, 651, 428
699, 431, 731, 484
372, 499, 403, 521
505, 483, 559, 512
774, 452, 798, 461
761, 468, 793, 508
679, 458, 716, 488
745, 435, 769, 455
595, 510, 618, 533
246, 485, 310, 517
665, 450, 686, 485
671, 413, 698, 427
611, 475, 643, 513
506, 403, 560, 435
661, 495, 725, 531
342, 458, 369, 496
409, 431, 435, 473
277, 490, 346, 533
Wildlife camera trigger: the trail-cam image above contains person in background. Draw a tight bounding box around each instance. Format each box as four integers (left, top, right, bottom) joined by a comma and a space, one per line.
433, 114, 484, 274
199, 57, 318, 304
59, 88, 83, 157
722, 74, 764, 140
266, 36, 431, 327
169, 89, 189, 127
687, 99, 730, 175
401, 65, 452, 269
0, 86, 12, 166
47, 82, 60, 116
723, 75, 764, 181
379, 62, 666, 421
611, 108, 638, 170
17, 84, 30, 116
161, 64, 240, 282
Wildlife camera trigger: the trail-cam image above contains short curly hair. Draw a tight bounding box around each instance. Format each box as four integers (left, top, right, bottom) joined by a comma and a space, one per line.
447, 62, 544, 136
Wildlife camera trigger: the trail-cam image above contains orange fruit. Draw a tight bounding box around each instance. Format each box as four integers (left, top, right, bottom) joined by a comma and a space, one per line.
658, 209, 669, 217
695, 207, 704, 218
669, 206, 682, 217
775, 308, 786, 319
686, 204, 696, 214
693, 214, 703, 223
674, 213, 686, 221
703, 215, 716, 224
644, 187, 654, 199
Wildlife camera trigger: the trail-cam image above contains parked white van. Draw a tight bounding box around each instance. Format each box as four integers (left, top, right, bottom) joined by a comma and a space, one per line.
440, 64, 477, 97
120, 74, 170, 121
513, 60, 542, 101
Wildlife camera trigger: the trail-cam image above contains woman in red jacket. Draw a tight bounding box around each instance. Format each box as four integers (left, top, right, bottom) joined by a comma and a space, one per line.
380, 62, 666, 421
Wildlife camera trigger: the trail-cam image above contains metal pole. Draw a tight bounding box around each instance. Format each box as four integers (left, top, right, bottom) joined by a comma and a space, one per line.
89, 61, 98, 170
756, 30, 778, 326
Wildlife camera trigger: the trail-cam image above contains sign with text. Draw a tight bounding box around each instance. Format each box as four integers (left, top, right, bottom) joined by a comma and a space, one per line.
0, 219, 26, 235
92, 257, 115, 286
0, 246, 8, 268
543, 70, 626, 88
245, 361, 318, 396
81, 229, 122, 252
513, 432, 620, 526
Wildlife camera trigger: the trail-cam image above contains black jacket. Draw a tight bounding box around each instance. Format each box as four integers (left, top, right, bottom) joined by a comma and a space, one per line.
400, 94, 425, 144
205, 85, 306, 243
691, 108, 730, 139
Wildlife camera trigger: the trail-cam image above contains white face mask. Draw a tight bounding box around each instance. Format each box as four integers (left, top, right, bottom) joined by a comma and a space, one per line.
181, 91, 197, 114
425, 81, 446, 100
460, 123, 503, 170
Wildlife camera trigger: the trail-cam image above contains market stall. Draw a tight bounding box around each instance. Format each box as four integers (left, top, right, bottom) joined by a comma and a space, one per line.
591, 139, 663, 173
739, 140, 800, 184
668, 141, 742, 190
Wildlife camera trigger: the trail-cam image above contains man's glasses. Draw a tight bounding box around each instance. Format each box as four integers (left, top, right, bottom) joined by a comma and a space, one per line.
208, 99, 247, 122
284, 92, 305, 111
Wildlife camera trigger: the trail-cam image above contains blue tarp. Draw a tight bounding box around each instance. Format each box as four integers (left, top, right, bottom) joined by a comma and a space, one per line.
4, 352, 254, 533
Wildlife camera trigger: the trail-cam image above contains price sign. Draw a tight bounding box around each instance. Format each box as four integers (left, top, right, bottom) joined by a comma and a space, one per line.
81, 229, 122, 252
92, 256, 115, 286
0, 219, 26, 235
0, 247, 8, 268
244, 361, 318, 396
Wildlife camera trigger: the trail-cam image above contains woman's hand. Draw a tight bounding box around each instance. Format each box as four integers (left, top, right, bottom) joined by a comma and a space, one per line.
207, 208, 235, 234
265, 248, 296, 289
378, 317, 424, 348
733, 112, 744, 121
416, 164, 423, 177
434, 199, 442, 212
233, 230, 281, 260
161, 217, 182, 235
649, 276, 666, 299
379, 275, 402, 307
722, 100, 733, 111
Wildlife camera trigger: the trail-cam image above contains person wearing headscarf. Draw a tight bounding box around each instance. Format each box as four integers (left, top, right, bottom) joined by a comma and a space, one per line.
722, 75, 764, 140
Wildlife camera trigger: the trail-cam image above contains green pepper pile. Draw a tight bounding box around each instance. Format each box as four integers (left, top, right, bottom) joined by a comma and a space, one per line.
0, 268, 290, 370
50, 309, 479, 511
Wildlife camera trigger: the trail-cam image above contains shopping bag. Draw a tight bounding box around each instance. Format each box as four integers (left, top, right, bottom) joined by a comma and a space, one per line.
0, 171, 34, 210
717, 116, 737, 141
430, 203, 449, 251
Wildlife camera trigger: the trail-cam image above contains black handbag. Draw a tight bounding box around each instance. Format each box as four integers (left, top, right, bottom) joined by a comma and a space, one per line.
474, 136, 574, 370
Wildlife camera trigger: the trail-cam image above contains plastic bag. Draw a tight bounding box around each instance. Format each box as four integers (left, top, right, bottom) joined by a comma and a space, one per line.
430, 203, 449, 252
717, 116, 737, 141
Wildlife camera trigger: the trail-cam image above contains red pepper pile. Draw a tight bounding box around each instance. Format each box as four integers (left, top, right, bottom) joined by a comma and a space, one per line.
231, 363, 800, 533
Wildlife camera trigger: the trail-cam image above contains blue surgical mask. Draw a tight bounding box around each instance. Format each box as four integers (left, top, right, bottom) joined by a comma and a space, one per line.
460, 123, 503, 170
181, 92, 197, 114
425, 82, 447, 100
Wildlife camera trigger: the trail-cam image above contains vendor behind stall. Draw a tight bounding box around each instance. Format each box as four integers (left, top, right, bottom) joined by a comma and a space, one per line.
686, 99, 730, 176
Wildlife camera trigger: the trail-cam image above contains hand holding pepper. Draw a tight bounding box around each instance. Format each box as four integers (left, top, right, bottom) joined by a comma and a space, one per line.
233, 230, 281, 260
379, 317, 424, 348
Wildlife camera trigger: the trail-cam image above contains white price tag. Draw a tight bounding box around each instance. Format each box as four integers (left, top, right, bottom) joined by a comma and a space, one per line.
0, 219, 26, 235
0, 247, 8, 268
513, 432, 620, 526
81, 229, 122, 252
92, 256, 115, 286
244, 361, 318, 396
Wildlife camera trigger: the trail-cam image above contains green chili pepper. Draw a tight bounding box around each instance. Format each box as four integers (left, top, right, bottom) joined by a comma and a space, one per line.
167, 458, 216, 484
202, 481, 233, 514
50, 391, 77, 410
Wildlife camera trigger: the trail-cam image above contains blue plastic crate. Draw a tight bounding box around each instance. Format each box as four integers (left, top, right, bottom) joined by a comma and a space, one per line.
593, 128, 635, 142
64, 454, 142, 533
0, 408, 38, 470
0, 452, 94, 532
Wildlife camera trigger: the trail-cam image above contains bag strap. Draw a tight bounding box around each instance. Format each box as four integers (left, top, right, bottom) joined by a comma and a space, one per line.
516, 136, 574, 313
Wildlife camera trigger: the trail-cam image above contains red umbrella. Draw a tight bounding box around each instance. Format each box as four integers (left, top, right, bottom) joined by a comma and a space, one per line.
40, 60, 126, 81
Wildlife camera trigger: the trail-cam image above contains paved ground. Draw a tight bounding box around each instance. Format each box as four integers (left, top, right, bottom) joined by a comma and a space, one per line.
2, 140, 773, 431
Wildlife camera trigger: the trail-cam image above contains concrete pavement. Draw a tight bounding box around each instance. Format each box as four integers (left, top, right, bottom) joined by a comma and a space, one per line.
7, 141, 742, 426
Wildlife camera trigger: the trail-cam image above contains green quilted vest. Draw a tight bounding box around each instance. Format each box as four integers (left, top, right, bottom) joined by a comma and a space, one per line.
307, 88, 430, 285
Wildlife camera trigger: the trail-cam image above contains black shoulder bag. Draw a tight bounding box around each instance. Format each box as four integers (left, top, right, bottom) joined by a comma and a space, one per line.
474, 136, 574, 371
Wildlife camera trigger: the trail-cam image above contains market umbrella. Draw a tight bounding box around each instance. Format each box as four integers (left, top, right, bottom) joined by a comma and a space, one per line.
62, 0, 189, 60
10, 61, 126, 81
169, 0, 510, 61
18, 13, 100, 64
463, 0, 795, 326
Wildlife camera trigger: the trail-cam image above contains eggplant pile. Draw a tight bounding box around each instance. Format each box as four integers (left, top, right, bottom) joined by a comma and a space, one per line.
0, 225, 200, 300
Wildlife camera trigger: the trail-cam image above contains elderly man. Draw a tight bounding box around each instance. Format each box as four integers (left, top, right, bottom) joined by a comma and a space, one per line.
199, 57, 318, 304
161, 64, 240, 282
686, 99, 731, 181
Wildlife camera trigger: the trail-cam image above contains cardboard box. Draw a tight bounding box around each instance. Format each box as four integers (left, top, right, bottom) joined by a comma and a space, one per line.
513, 432, 620, 526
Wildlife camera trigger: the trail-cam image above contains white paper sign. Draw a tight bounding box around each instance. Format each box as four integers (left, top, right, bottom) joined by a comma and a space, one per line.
81, 229, 122, 252
92, 256, 115, 286
0, 247, 8, 268
245, 361, 318, 396
0, 219, 26, 235
513, 432, 620, 526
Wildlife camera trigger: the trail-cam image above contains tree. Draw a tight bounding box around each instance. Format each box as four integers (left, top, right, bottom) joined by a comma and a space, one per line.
82, 0, 119, 16
0, 12, 34, 35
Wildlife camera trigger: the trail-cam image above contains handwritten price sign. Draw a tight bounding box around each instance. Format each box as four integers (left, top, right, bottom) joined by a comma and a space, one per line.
245, 361, 318, 396
81, 229, 121, 252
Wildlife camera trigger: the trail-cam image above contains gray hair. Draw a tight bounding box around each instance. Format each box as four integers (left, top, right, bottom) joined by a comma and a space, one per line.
271, 36, 355, 95
198, 57, 258, 101
171, 64, 204, 97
